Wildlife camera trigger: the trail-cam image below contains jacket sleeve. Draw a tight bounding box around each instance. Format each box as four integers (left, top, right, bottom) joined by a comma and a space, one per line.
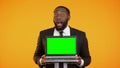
33, 31, 45, 68
80, 32, 91, 67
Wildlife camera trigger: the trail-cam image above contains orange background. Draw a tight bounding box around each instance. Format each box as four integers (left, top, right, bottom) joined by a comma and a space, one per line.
0, 0, 120, 68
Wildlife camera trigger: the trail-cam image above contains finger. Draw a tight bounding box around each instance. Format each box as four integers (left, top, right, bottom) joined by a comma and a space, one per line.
77, 60, 81, 65
76, 56, 81, 60
68, 62, 76, 64
41, 58, 46, 65
42, 55, 46, 58
42, 55, 46, 57
43, 59, 46, 64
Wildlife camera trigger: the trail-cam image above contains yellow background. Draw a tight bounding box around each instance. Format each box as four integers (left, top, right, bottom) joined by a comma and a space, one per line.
0, 0, 120, 68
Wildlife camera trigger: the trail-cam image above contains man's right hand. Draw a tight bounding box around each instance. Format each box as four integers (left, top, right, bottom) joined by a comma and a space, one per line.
40, 55, 46, 65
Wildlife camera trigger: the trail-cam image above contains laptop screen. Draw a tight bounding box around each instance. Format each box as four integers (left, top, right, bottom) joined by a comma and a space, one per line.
46, 37, 76, 55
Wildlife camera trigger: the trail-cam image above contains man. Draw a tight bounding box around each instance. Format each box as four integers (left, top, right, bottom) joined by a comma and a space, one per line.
33, 6, 91, 68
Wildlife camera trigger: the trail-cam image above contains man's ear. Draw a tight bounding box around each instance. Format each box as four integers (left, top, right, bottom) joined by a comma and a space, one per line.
68, 15, 70, 20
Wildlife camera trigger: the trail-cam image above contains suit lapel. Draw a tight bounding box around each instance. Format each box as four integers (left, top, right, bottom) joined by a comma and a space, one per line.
50, 28, 54, 36
70, 27, 75, 36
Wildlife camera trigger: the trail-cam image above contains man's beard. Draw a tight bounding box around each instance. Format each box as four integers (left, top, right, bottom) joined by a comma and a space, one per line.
54, 20, 68, 31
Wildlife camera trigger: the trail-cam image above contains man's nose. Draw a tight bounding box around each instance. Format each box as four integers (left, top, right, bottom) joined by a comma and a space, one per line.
56, 16, 62, 21
57, 16, 61, 19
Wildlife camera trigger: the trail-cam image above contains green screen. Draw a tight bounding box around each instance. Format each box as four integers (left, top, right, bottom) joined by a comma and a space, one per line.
47, 37, 76, 55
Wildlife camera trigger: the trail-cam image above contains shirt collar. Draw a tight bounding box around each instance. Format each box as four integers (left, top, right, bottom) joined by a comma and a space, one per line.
53, 26, 70, 36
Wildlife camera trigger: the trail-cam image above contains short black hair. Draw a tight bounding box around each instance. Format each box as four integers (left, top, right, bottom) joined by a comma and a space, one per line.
54, 6, 70, 15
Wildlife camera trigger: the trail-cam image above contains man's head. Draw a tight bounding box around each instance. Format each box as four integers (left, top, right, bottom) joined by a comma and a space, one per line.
53, 6, 70, 31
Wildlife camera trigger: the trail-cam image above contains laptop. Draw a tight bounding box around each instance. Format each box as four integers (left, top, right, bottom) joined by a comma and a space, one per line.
45, 36, 78, 63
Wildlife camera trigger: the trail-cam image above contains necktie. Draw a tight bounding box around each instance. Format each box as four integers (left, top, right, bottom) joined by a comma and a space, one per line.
59, 31, 63, 68
59, 31, 63, 37
59, 62, 63, 68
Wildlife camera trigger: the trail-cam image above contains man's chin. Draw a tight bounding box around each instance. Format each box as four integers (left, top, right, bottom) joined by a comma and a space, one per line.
55, 27, 63, 31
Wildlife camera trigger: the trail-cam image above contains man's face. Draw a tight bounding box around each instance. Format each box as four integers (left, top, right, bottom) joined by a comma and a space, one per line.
54, 8, 70, 31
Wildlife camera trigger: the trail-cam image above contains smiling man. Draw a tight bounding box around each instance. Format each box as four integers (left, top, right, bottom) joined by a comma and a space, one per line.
33, 6, 91, 68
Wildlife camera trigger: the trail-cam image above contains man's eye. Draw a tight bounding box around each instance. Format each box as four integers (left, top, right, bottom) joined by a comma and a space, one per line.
54, 14, 65, 17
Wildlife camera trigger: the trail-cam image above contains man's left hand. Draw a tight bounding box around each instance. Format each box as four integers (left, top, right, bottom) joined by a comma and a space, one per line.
76, 55, 81, 65
68, 55, 81, 65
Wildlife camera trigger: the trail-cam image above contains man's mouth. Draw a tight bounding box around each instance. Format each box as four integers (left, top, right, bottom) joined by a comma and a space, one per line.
56, 22, 63, 27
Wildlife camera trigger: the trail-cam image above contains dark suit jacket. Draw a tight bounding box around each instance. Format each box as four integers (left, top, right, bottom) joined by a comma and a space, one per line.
33, 27, 91, 68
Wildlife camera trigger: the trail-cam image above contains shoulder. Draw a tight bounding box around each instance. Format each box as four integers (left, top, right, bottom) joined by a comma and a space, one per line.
70, 27, 85, 34
39, 27, 54, 36
70, 27, 87, 40
40, 27, 54, 33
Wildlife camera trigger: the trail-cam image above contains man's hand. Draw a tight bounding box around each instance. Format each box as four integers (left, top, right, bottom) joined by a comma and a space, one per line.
76, 55, 81, 65
40, 55, 46, 65
68, 55, 81, 65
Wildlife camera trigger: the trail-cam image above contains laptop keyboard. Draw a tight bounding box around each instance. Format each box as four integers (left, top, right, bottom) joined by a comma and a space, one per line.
46, 56, 78, 62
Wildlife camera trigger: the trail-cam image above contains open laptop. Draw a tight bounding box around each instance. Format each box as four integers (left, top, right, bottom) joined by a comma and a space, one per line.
45, 36, 78, 63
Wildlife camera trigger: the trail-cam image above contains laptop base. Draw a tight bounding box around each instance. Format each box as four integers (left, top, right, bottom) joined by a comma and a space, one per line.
46, 56, 78, 63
